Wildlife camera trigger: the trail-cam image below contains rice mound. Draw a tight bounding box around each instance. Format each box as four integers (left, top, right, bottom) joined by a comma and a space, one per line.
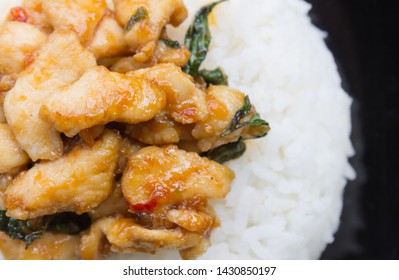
0, 0, 355, 259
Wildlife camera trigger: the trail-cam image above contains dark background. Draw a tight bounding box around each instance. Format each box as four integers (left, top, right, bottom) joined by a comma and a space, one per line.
304, 0, 399, 259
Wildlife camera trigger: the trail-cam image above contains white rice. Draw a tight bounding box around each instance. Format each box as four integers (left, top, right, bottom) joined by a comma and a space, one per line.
0, 0, 355, 260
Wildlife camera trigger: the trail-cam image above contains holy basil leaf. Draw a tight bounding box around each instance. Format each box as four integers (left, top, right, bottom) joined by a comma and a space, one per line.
47, 212, 91, 234
125, 6, 148, 32
199, 67, 228, 85
160, 38, 181, 49
222, 96, 270, 138
0, 210, 45, 248
203, 138, 246, 164
0, 210, 91, 248
183, 0, 227, 76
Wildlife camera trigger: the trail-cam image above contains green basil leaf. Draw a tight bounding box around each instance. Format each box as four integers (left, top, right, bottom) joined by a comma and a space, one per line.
203, 138, 246, 164
199, 67, 228, 85
0, 210, 91, 248
0, 210, 45, 248
183, 0, 227, 76
125, 7, 148, 32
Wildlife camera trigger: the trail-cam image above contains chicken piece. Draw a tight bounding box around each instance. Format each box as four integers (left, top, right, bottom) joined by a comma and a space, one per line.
4, 29, 96, 161
40, 66, 166, 137
110, 56, 153, 73
87, 13, 130, 59
110, 40, 190, 73
0, 21, 47, 75
0, 124, 29, 174
155, 38, 190, 66
192, 85, 247, 152
89, 182, 130, 221
0, 75, 17, 93
80, 216, 207, 259
114, 0, 188, 62
17, 0, 53, 34
125, 112, 193, 145
193, 85, 270, 152
0, 174, 14, 210
42, 0, 107, 45
4, 130, 122, 220
122, 145, 233, 213
132, 63, 208, 124
167, 209, 213, 233
0, 232, 80, 260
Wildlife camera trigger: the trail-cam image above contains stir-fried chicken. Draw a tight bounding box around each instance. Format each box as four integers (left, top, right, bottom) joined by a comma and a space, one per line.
4, 29, 96, 161
40, 66, 166, 137
4, 130, 121, 220
0, 124, 29, 174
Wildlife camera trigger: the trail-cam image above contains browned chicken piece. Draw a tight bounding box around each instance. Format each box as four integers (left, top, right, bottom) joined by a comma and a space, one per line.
0, 21, 46, 75
88, 182, 130, 221
0, 174, 14, 210
125, 112, 193, 145
155, 38, 190, 66
87, 12, 130, 59
114, 0, 188, 62
42, 0, 107, 45
0, 232, 80, 260
40, 66, 166, 137
126, 85, 268, 152
122, 145, 233, 212
0, 124, 29, 174
131, 63, 208, 124
110, 40, 190, 73
4, 29, 96, 161
4, 130, 122, 220
80, 216, 208, 259
192, 85, 246, 152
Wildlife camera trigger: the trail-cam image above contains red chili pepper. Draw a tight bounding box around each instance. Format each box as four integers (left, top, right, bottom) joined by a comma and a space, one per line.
9, 7, 28, 23
130, 199, 157, 212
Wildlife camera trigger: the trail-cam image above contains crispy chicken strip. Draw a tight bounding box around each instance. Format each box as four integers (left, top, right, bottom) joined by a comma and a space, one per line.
42, 0, 107, 44
131, 63, 208, 124
0, 124, 29, 174
114, 0, 188, 62
122, 145, 233, 212
40, 66, 166, 137
4, 29, 96, 161
0, 21, 46, 75
0, 232, 80, 260
80, 216, 207, 259
4, 130, 122, 220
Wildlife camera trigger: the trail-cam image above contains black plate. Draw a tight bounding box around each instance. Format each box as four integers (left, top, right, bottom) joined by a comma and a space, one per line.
305, 0, 399, 259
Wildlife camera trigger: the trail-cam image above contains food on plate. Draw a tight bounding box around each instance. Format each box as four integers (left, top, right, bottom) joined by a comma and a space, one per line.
0, 0, 271, 260
0, 0, 355, 260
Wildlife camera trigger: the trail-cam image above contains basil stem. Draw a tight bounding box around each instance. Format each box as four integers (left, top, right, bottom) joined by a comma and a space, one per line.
125, 7, 148, 32
160, 38, 181, 49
